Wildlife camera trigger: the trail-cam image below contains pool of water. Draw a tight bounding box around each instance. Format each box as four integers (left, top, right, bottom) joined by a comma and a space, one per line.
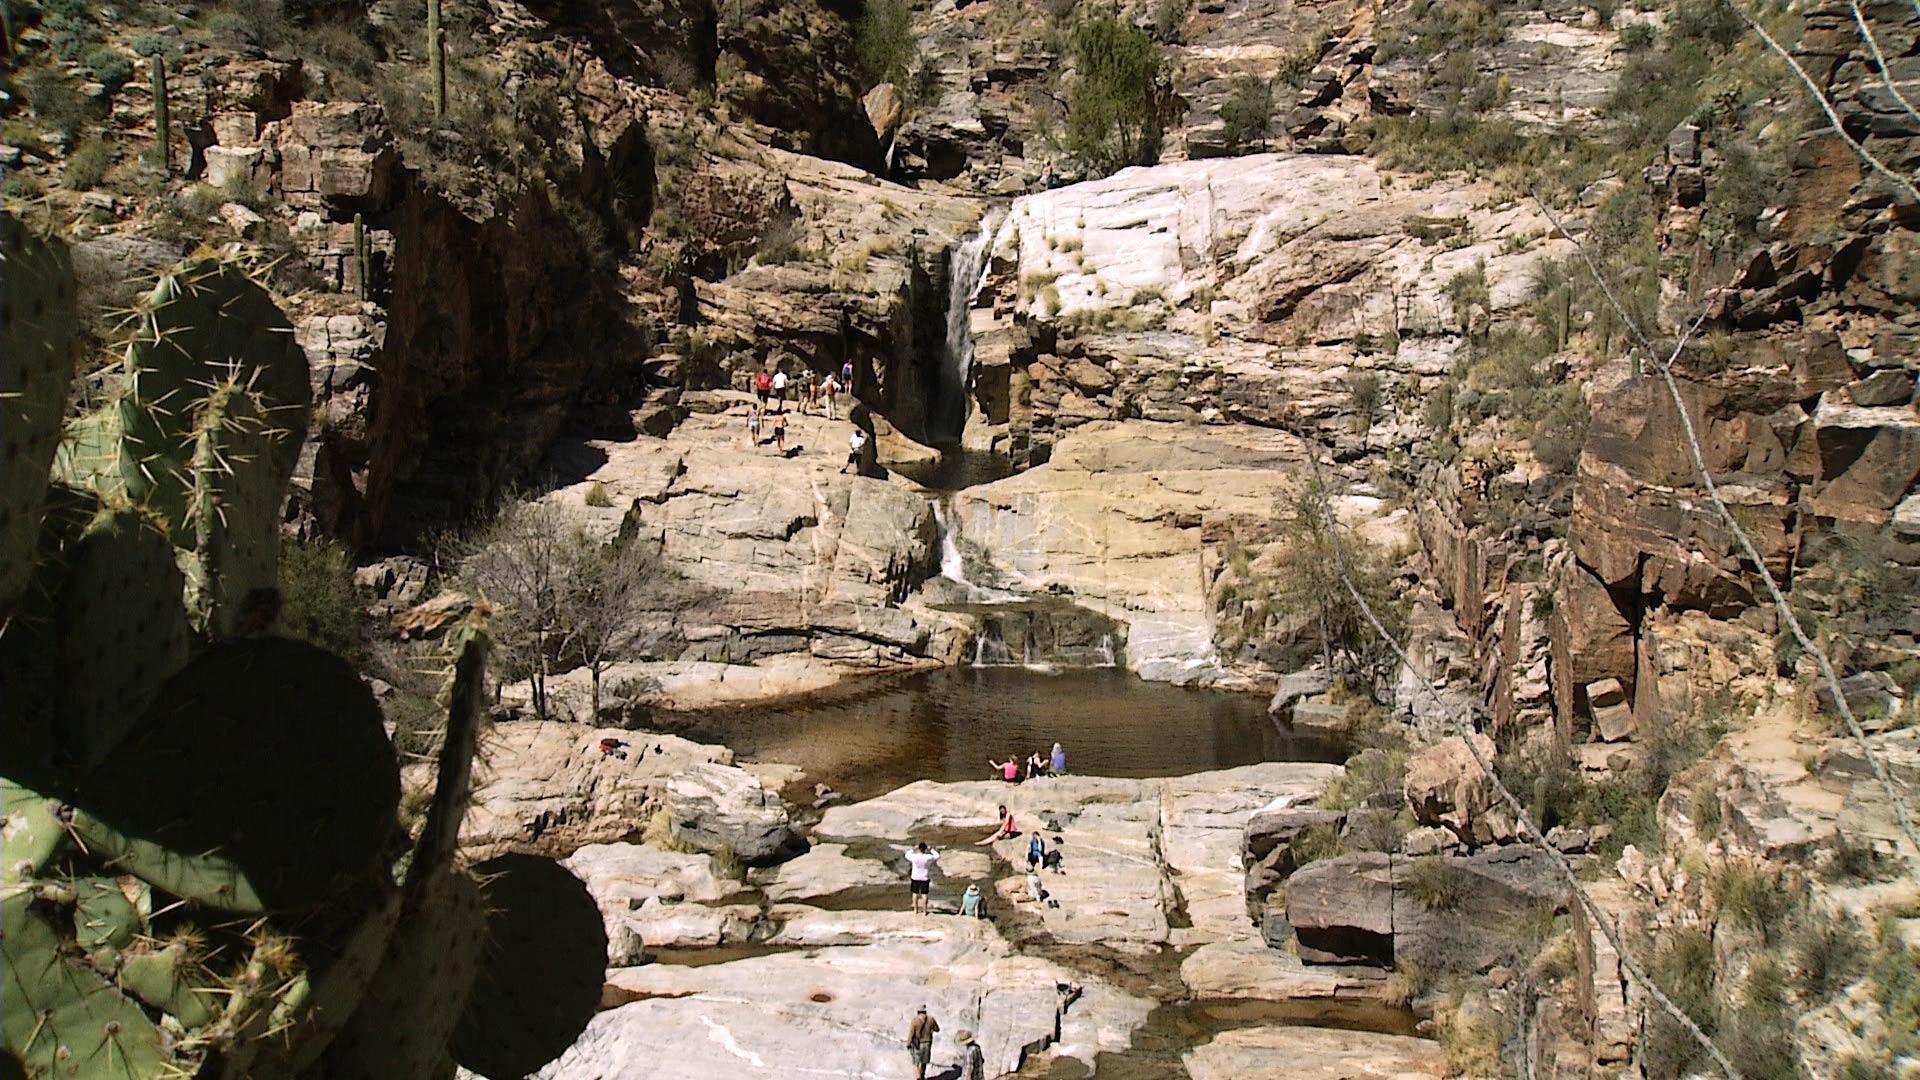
664, 666, 1344, 802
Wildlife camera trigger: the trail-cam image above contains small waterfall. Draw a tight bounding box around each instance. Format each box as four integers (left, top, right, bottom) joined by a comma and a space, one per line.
933, 207, 1006, 444
932, 498, 969, 587
1098, 633, 1116, 668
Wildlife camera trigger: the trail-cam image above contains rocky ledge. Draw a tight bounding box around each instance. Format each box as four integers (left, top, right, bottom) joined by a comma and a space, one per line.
469, 729, 1457, 1080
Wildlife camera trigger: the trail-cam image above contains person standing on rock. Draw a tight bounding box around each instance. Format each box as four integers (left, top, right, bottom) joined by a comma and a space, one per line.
841, 359, 855, 395
803, 370, 819, 415
906, 1005, 940, 1080
755, 368, 772, 410
773, 412, 788, 454
772, 367, 789, 412
1027, 832, 1046, 872
747, 403, 763, 445
957, 1029, 985, 1080
821, 373, 839, 419
904, 842, 939, 916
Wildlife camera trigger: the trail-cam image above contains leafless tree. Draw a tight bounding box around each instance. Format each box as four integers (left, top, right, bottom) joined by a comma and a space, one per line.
559, 535, 655, 720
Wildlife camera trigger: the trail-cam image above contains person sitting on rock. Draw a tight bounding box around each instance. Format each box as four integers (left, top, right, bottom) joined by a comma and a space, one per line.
975, 804, 1016, 846
1026, 750, 1049, 780
959, 883, 985, 918
1025, 871, 1046, 904
1051, 742, 1067, 775
1042, 837, 1065, 874
989, 755, 1021, 784
597, 737, 629, 760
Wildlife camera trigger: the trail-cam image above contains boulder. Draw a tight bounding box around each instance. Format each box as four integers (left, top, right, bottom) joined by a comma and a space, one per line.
1267, 668, 1333, 717
1391, 847, 1568, 974
1849, 369, 1913, 406
1402, 733, 1499, 845
1585, 678, 1626, 708
863, 82, 904, 142
1184, 1025, 1446, 1080
667, 763, 800, 864
1290, 702, 1350, 734
1814, 669, 1902, 727
1241, 806, 1345, 921
1285, 853, 1395, 965
1592, 702, 1636, 742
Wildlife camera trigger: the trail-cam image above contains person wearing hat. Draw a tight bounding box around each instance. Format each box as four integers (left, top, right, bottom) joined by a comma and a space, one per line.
956, 1028, 986, 1080
906, 1006, 939, 1080
959, 882, 984, 918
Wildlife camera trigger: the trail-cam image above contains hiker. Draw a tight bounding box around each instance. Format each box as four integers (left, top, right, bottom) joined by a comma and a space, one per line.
958, 1028, 986, 1080
821, 373, 839, 419
747, 403, 763, 445
841, 359, 854, 393
773, 412, 788, 453
754, 369, 772, 409
989, 755, 1021, 784
975, 804, 1016, 846
842, 428, 867, 474
1026, 832, 1046, 872
772, 367, 789, 411
906, 1006, 939, 1080
904, 842, 939, 916
1051, 742, 1067, 775
803, 371, 819, 414
959, 882, 985, 918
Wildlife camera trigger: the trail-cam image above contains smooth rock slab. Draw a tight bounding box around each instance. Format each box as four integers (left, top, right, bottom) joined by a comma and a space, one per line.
556, 932, 1107, 1080
1184, 1025, 1447, 1080
667, 762, 799, 864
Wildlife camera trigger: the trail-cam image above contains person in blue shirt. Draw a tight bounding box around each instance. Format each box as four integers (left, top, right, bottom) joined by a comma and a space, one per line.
1051, 743, 1067, 775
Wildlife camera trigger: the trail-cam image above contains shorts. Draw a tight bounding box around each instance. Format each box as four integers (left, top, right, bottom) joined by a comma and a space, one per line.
910, 1043, 932, 1067
910, 879, 930, 895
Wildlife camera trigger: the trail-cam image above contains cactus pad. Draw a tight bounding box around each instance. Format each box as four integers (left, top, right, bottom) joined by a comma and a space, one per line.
179, 383, 289, 636
117, 943, 215, 1029
117, 258, 310, 547
322, 870, 485, 1079
1, 894, 169, 1079
452, 854, 607, 1080
71, 879, 140, 951
1, 779, 63, 887
54, 508, 194, 769
0, 214, 79, 614
70, 638, 399, 911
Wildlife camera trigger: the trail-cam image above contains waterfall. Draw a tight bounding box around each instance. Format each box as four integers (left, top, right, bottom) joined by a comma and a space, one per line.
932, 498, 969, 586
934, 207, 1006, 445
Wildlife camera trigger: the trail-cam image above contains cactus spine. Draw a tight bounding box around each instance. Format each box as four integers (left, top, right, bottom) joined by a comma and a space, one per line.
354, 212, 369, 297
428, 0, 446, 118
151, 54, 170, 173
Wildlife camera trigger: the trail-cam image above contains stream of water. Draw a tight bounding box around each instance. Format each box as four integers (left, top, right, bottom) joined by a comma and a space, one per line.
667, 666, 1343, 802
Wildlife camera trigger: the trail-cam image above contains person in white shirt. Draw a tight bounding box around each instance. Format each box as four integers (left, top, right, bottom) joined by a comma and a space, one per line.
903, 842, 939, 915
844, 428, 868, 474
772, 368, 789, 412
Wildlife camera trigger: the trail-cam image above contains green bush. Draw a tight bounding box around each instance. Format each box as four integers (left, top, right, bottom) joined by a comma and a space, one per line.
1530, 384, 1588, 475
130, 31, 178, 57
1711, 861, 1796, 940
279, 538, 371, 661
1794, 916, 1867, 1004
22, 69, 93, 140
1219, 75, 1275, 152
855, 0, 915, 87
80, 45, 135, 87
1406, 857, 1461, 911
1643, 927, 1719, 1080
1066, 12, 1164, 172
60, 136, 114, 190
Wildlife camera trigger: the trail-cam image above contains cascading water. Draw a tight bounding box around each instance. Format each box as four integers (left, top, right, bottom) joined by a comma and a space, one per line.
931, 207, 1007, 445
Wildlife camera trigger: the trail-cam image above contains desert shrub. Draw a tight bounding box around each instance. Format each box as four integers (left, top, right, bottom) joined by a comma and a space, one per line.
22, 69, 93, 140
1066, 12, 1164, 172
279, 538, 370, 661
1700, 140, 1775, 252
1150, 0, 1188, 41
3, 172, 45, 198
1437, 998, 1506, 1076
855, 0, 915, 86
1406, 857, 1462, 911
60, 136, 114, 190
1422, 382, 1454, 434
583, 481, 613, 508
1496, 746, 1584, 831
1579, 779, 1656, 856
1347, 371, 1381, 419
1219, 75, 1275, 152
80, 45, 134, 87
1711, 861, 1796, 940
1794, 916, 1867, 1004
1643, 927, 1719, 1080
129, 31, 177, 57
1620, 21, 1657, 51
1323, 748, 1407, 811
1868, 918, 1919, 1061
1826, 834, 1894, 883
1530, 384, 1588, 474
1290, 820, 1344, 868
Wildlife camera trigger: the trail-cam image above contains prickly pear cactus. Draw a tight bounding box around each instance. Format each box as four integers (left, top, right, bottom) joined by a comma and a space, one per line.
182, 382, 293, 636
1, 213, 78, 613
75, 638, 400, 911
1, 894, 169, 1079
117, 258, 310, 558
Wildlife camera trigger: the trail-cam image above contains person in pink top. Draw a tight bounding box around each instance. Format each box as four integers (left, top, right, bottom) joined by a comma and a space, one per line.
974, 804, 1016, 846
988, 755, 1021, 784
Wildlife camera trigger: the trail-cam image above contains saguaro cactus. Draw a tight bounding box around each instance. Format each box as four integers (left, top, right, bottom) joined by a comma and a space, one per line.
428, 0, 446, 118
152, 54, 170, 173
354, 212, 370, 297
